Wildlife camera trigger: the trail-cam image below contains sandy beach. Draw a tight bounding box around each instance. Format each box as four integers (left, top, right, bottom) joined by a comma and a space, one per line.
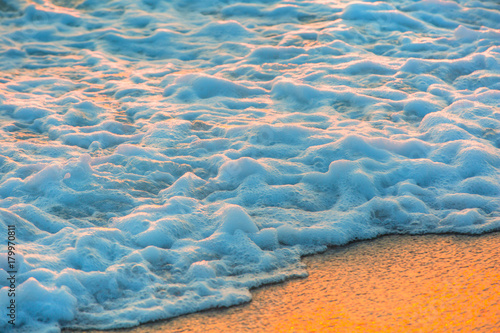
67, 232, 500, 332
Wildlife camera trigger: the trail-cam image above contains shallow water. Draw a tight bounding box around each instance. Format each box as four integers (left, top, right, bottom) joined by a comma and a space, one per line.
0, 0, 499, 331
69, 233, 500, 332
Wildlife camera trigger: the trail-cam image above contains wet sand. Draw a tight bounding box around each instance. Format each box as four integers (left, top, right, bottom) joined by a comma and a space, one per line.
68, 232, 500, 332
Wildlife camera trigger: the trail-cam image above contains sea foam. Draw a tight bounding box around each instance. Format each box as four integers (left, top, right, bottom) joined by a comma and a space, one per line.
0, 0, 499, 331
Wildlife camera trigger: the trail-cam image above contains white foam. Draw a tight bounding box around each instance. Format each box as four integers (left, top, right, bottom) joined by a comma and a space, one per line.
0, 0, 499, 331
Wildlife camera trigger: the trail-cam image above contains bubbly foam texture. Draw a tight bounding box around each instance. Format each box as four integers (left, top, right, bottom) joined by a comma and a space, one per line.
0, 0, 499, 331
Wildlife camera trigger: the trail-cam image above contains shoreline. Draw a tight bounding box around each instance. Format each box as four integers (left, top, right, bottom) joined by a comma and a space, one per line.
66, 232, 500, 332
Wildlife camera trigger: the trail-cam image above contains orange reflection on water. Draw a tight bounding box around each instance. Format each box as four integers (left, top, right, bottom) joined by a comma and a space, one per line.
30, 0, 83, 18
